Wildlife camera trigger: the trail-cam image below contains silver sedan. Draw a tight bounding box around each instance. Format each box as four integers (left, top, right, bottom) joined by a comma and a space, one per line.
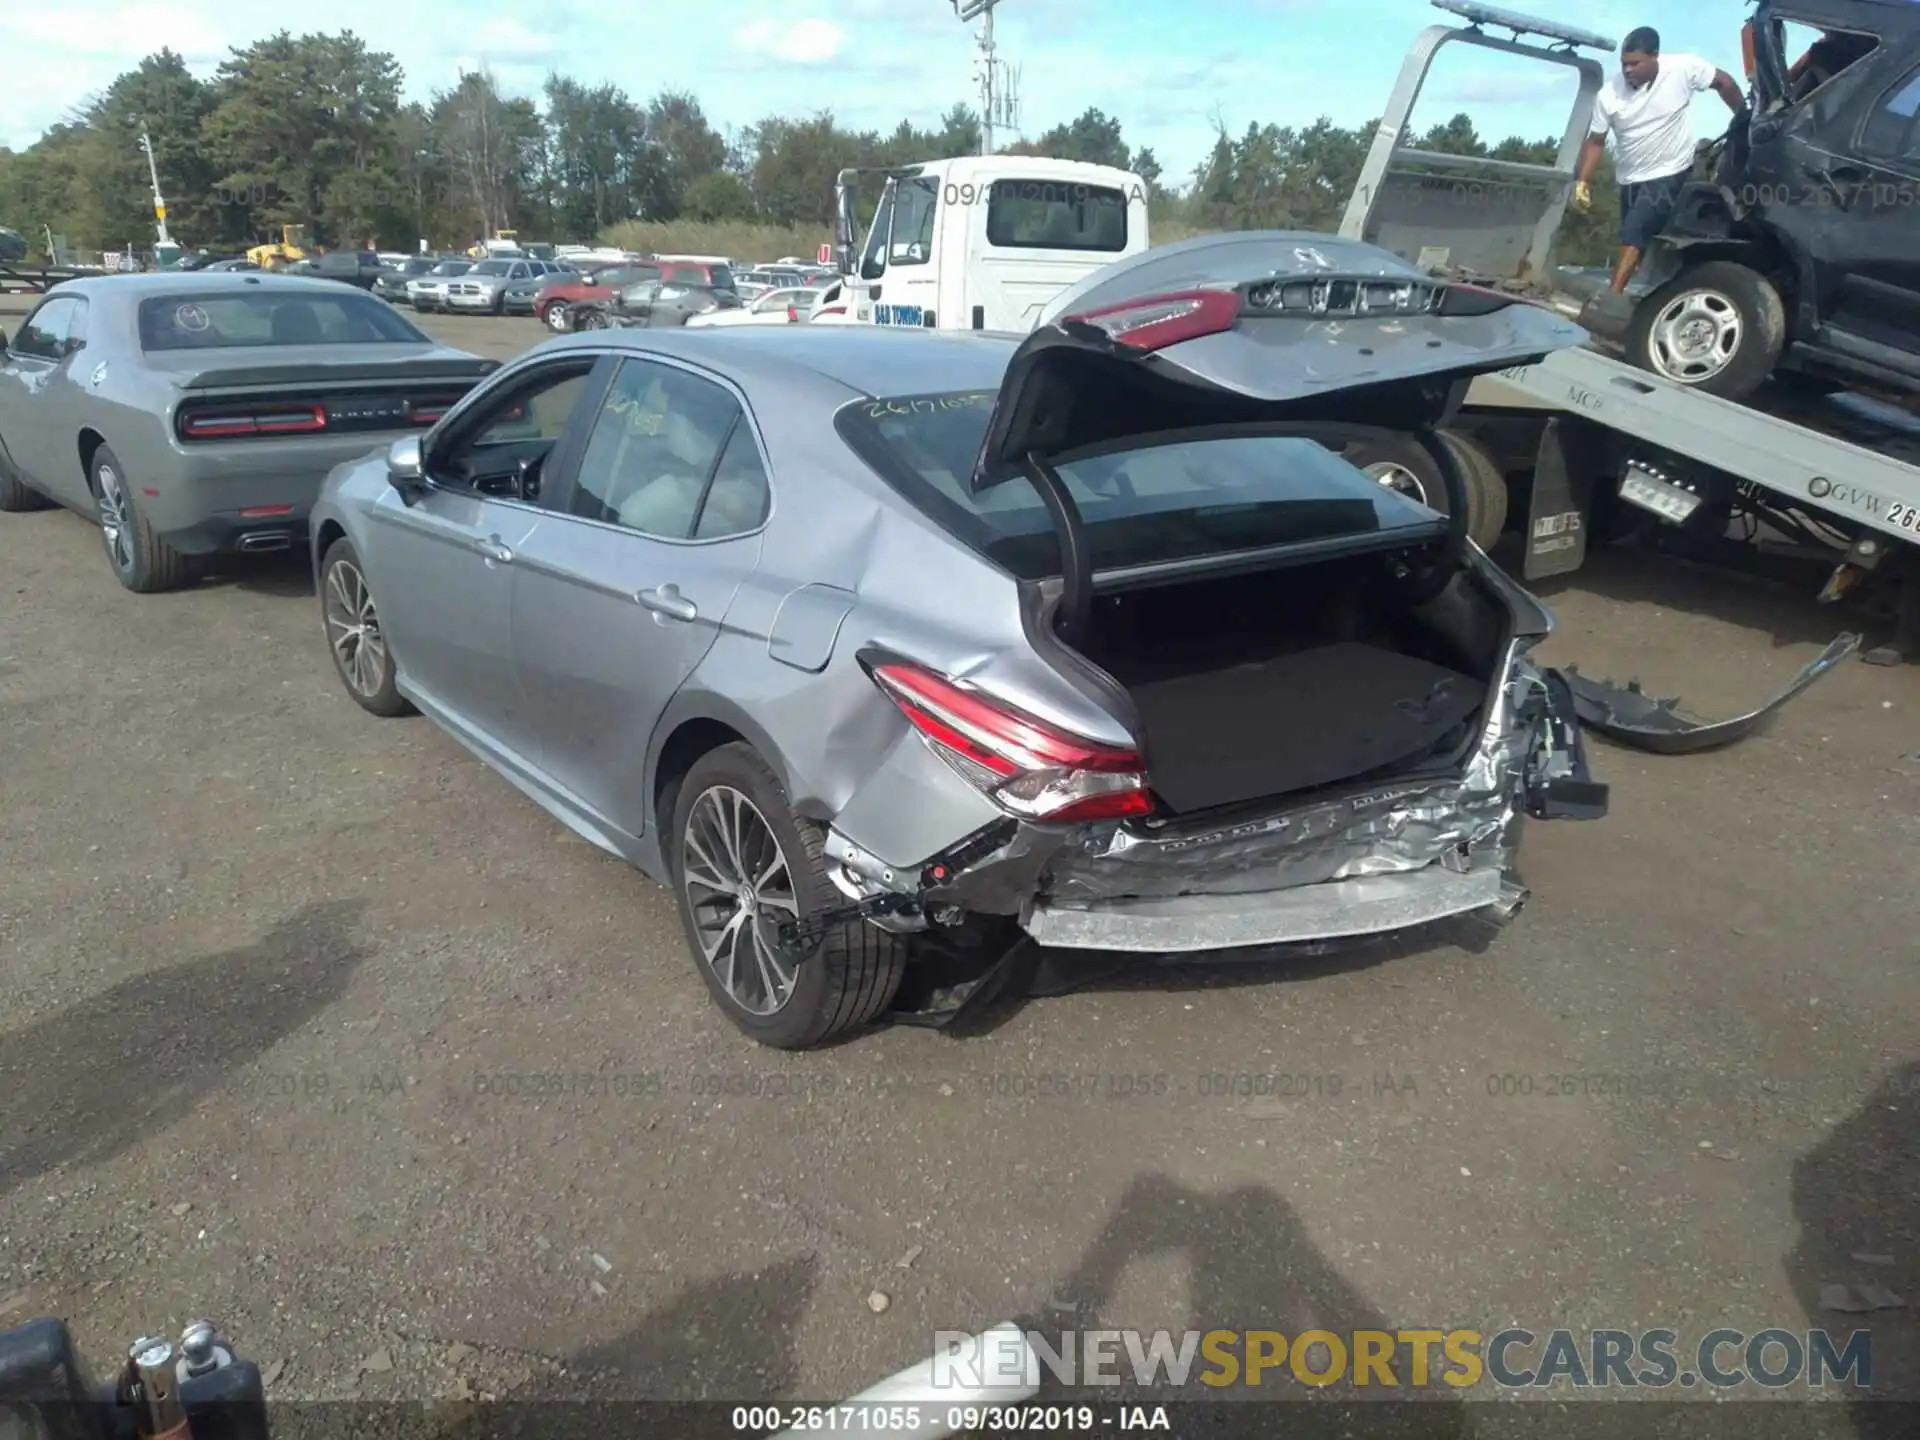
308, 232, 1609, 1049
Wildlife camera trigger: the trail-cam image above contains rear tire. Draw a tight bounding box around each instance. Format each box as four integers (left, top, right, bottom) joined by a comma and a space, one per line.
1625, 260, 1785, 402
91, 444, 202, 592
669, 743, 906, 1050
0, 443, 52, 512
544, 303, 570, 332
1434, 429, 1511, 551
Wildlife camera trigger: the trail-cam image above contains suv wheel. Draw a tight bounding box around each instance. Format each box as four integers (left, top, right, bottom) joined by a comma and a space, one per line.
544, 303, 570, 331
1626, 261, 1785, 401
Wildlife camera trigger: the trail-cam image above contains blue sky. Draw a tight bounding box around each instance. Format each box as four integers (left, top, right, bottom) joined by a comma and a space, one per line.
1, 0, 1747, 183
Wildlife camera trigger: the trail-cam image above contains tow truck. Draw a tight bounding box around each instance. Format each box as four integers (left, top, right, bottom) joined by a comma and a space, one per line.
829, 153, 1150, 331
1339, 0, 1920, 664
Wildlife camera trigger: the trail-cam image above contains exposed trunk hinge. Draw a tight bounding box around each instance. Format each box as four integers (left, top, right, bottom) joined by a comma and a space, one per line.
1023, 449, 1093, 646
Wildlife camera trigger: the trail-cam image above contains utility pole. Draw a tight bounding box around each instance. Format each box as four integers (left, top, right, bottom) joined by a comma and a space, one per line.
137, 130, 172, 247
953, 0, 1018, 156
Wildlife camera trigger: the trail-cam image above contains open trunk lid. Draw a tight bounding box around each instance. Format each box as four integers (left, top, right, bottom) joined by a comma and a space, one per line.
965, 231, 1588, 494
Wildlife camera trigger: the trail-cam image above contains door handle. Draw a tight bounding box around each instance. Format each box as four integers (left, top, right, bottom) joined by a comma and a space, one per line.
474, 536, 514, 563
637, 585, 698, 621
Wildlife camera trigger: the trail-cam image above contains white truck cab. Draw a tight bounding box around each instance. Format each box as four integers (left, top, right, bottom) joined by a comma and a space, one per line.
832, 155, 1149, 332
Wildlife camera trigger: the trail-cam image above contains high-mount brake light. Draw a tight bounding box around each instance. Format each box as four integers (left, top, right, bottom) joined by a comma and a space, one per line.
869, 661, 1154, 823
1062, 289, 1240, 351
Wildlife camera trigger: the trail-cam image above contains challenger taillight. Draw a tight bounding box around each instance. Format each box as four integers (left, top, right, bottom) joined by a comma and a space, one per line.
406, 394, 461, 425
177, 404, 327, 440
870, 661, 1153, 823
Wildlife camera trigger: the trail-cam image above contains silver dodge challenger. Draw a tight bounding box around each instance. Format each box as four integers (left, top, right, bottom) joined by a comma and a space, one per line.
0, 272, 496, 591
310, 231, 1611, 1049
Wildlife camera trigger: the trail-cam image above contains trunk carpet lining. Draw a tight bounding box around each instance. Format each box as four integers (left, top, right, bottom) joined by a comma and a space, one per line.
1126, 641, 1485, 813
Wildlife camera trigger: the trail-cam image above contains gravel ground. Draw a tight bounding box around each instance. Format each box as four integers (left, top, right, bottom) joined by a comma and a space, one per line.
2, 299, 1918, 1432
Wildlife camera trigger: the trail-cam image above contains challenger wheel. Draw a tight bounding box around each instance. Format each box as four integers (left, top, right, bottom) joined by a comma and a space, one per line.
0, 440, 52, 512
669, 743, 906, 1049
91, 444, 201, 592
1626, 261, 1785, 401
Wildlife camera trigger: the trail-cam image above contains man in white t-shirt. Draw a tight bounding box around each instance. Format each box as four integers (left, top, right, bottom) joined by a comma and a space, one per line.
1571, 26, 1746, 303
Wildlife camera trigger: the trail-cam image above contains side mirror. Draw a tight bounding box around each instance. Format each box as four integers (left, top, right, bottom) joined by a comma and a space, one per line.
387, 435, 428, 502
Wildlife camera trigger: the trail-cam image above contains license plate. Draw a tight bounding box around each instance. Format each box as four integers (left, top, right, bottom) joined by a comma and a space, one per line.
1619, 464, 1702, 523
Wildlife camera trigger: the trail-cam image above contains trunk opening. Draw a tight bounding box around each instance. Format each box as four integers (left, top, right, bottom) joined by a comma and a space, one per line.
1059, 556, 1510, 817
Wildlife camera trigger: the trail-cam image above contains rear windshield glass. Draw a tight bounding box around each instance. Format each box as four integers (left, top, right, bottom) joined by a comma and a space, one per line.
138, 292, 429, 350
835, 393, 1444, 579
986, 180, 1129, 252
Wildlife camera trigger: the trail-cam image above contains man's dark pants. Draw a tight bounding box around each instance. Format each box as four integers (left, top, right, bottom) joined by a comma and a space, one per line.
1619, 168, 1691, 252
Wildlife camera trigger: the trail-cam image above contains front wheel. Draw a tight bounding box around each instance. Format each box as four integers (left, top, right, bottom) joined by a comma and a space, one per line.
544, 303, 570, 332
1625, 261, 1785, 401
319, 537, 412, 717
574, 307, 608, 331
669, 743, 906, 1049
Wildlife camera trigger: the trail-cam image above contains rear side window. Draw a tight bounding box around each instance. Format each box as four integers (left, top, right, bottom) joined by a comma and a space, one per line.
1862, 65, 1920, 156
986, 180, 1128, 252
137, 292, 429, 349
835, 393, 1442, 580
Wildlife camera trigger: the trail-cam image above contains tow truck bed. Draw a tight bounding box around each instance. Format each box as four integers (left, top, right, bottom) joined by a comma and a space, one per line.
1465, 346, 1920, 548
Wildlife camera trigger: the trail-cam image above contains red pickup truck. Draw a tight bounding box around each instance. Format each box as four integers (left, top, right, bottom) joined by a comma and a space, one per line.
534, 259, 734, 331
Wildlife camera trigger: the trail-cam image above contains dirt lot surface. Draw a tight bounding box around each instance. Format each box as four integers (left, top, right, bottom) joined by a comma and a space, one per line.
2, 298, 1918, 1431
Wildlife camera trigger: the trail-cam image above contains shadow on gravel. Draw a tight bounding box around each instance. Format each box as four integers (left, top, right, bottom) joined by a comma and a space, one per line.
0, 898, 368, 1197
1787, 1057, 1920, 1437
204, 550, 316, 599
1010, 1172, 1473, 1438
1523, 543, 1870, 658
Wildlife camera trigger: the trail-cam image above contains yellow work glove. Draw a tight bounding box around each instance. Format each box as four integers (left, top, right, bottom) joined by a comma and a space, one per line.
1570, 181, 1592, 213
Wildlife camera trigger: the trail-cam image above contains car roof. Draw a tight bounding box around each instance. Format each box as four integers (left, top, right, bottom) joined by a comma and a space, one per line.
46, 272, 379, 303
564, 325, 1021, 400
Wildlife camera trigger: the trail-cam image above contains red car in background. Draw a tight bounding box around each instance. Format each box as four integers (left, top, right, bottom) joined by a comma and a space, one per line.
533, 259, 735, 331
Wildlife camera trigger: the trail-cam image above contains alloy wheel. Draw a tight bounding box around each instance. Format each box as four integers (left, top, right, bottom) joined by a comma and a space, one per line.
680, 786, 800, 1016
96, 463, 134, 574
324, 557, 389, 699
1364, 460, 1431, 507
1647, 288, 1742, 383
545, 304, 570, 331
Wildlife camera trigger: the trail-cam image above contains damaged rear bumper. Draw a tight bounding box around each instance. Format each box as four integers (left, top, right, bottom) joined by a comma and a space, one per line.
829, 642, 1604, 955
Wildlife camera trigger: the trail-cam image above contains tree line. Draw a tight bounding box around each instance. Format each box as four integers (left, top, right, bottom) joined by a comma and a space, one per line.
0, 31, 1620, 266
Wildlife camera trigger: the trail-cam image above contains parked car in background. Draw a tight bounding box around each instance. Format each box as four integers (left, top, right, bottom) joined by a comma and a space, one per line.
445, 257, 572, 315
500, 271, 553, 317
305, 233, 1610, 1048
536, 260, 736, 332
203, 258, 260, 273
0, 273, 494, 592
686, 285, 826, 327
374, 255, 441, 305
406, 259, 474, 313
602, 276, 744, 328
309, 250, 384, 290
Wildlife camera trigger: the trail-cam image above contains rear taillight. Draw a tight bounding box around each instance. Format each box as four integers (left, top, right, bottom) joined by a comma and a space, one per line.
178, 404, 327, 440
406, 394, 460, 425
1062, 289, 1239, 351
787, 306, 798, 321
870, 661, 1152, 823
1741, 20, 1756, 79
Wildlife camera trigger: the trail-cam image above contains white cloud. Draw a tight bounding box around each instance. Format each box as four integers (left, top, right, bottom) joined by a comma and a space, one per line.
735, 17, 847, 64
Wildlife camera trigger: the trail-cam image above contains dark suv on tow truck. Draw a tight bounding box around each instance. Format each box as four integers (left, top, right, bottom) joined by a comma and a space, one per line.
1605, 0, 1920, 404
